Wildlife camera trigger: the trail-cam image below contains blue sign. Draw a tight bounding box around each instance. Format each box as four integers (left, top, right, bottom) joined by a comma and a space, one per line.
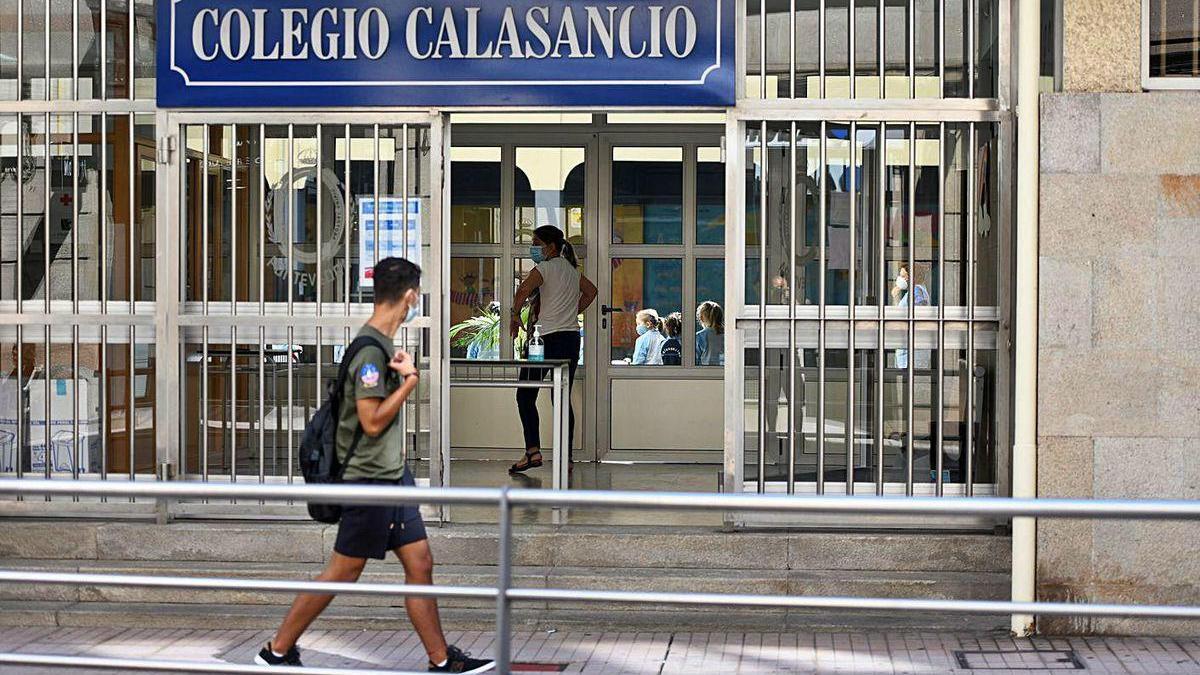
157, 0, 735, 107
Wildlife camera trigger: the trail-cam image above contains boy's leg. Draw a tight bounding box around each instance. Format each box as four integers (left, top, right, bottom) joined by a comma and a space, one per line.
395, 539, 449, 665
270, 552, 367, 653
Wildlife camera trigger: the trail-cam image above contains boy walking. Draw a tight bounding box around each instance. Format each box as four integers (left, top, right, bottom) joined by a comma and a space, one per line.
256, 258, 493, 673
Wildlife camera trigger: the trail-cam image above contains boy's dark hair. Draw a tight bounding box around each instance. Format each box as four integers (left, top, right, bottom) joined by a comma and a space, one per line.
372, 257, 421, 305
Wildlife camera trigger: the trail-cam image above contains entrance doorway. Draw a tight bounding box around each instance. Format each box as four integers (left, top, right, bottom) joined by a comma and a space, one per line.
448, 116, 725, 470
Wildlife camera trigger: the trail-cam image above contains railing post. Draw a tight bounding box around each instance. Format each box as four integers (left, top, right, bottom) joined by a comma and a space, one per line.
495, 486, 513, 674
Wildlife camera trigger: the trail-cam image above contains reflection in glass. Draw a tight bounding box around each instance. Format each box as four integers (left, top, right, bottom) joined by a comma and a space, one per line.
612, 147, 682, 245
0, 116, 14, 299
451, 147, 501, 244
696, 147, 725, 245
449, 258, 499, 360
1150, 0, 1200, 77
515, 148, 585, 245
854, 125, 879, 307
610, 258, 682, 364
23, 114, 46, 302
884, 125, 910, 308
824, 124, 851, 305
745, 124, 792, 306
695, 259, 725, 367
944, 123, 969, 308
77, 115, 101, 302
974, 124, 999, 312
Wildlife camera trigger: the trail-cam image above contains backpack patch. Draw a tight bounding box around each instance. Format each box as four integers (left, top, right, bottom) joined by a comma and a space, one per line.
360, 362, 381, 388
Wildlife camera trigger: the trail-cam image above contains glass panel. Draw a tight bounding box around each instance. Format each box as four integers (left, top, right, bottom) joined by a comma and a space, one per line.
133, 114, 155, 302
695, 259, 726, 367
0, 5, 15, 99
21, 0, 45, 100
942, 324, 968, 483
744, 128, 762, 305
107, 114, 132, 304
316, 125, 349, 306
134, 0, 156, 99
825, 123, 851, 306
0, 115, 14, 299
515, 147, 585, 246
855, 124, 880, 307
236, 124, 264, 304
399, 125, 433, 284
207, 126, 233, 304
975, 0, 998, 98
912, 321, 939, 484
883, 0, 910, 99
855, 0, 880, 99
78, 114, 101, 302
346, 124, 375, 302
612, 147, 682, 245
746, 124, 792, 306
79, 0, 102, 99
1150, 0, 1200, 77
822, 322, 850, 486
914, 125, 940, 307
884, 124, 910, 309
974, 124, 999, 313
753, 328, 793, 481
882, 321, 909, 481
696, 147, 725, 245
852, 330, 878, 485
797, 124, 821, 306
915, 0, 941, 94
972, 324, 998, 485
450, 258, 499, 360
292, 125, 318, 303
796, 1, 821, 97
944, 0, 969, 97
825, 0, 850, 97
943, 123, 968, 309
24, 114, 47, 302
451, 147, 501, 244
107, 0, 132, 99
610, 258, 682, 365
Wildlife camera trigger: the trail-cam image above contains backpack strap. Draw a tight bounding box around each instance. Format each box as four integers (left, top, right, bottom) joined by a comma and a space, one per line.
332, 335, 392, 481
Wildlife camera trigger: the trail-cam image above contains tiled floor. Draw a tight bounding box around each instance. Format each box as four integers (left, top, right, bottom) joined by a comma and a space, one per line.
2, 626, 1199, 674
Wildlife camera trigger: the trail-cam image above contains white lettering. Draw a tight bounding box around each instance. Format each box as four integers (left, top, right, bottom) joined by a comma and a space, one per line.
358, 7, 389, 59
552, 6, 584, 58
281, 8, 309, 60
584, 7, 616, 58
406, 7, 435, 60
310, 7, 339, 60
524, 7, 552, 58
433, 7, 464, 58
664, 6, 696, 57
618, 7, 646, 58
192, 8, 220, 62
493, 7, 524, 58
342, 8, 358, 58
219, 9, 251, 60
252, 9, 280, 59
464, 7, 494, 58
648, 6, 663, 57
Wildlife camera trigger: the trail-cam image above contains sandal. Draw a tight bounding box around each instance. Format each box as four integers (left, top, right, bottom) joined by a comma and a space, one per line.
509, 450, 543, 474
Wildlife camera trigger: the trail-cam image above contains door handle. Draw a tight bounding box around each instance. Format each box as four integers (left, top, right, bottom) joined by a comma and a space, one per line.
600, 304, 622, 329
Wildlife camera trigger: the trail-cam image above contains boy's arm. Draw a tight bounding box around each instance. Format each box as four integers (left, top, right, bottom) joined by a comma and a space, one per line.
355, 350, 419, 437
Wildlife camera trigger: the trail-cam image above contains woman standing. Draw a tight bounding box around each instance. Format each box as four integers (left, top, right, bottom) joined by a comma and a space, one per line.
509, 226, 598, 473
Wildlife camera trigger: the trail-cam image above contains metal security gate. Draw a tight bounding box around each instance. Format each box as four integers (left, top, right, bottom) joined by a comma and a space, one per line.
156, 112, 449, 516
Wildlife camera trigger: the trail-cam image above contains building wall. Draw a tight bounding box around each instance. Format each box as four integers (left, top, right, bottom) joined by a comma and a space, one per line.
1037, 91, 1200, 635
1061, 0, 1140, 92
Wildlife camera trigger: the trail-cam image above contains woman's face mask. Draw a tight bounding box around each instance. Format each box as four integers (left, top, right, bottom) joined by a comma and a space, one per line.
530, 244, 547, 264
895, 276, 909, 291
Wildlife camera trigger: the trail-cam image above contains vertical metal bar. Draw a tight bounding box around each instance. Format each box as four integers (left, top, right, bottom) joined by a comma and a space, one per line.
759, 0, 767, 98
127, 0, 134, 99
287, 125, 296, 483
879, 0, 886, 99
906, 123, 916, 496
373, 124, 380, 272
968, 0, 976, 97
44, 0, 50, 101
939, 0, 946, 96
72, 0, 79, 100
258, 125, 266, 472
44, 324, 51, 492
876, 124, 886, 496
400, 125, 410, 453
846, 121, 857, 495
15, 324, 23, 484
16, 0, 23, 101
16, 114, 24, 313
787, 122, 797, 495
819, 0, 827, 97
343, 124, 351, 314
127, 326, 134, 489
790, 0, 797, 98
258, 327, 264, 482
316, 127, 324, 409
128, 113, 135, 309
494, 487, 513, 674
72, 113, 80, 486
100, 0, 106, 100
757, 121, 767, 494
965, 122, 977, 496
909, 0, 917, 98
100, 115, 107, 312
99, 113, 108, 483
202, 126, 210, 483
100, 325, 107, 484
44, 113, 50, 312
816, 123, 826, 495
230, 126, 239, 485
936, 122, 946, 496
552, 366, 563, 491
849, 0, 857, 98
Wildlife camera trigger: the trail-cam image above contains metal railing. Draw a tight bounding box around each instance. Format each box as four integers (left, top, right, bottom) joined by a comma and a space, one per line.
1, 479, 1200, 675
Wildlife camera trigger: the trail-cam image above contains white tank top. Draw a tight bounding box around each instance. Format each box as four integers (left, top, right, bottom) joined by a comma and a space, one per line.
535, 257, 582, 336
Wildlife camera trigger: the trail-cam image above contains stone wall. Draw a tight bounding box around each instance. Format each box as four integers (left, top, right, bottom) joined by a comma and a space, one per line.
1037, 92, 1200, 635
1062, 0, 1140, 92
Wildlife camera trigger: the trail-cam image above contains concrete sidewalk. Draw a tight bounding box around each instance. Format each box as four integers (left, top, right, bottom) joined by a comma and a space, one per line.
1, 626, 1199, 674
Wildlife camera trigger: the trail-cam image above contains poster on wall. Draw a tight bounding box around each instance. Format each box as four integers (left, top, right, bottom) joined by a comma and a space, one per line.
358, 196, 422, 289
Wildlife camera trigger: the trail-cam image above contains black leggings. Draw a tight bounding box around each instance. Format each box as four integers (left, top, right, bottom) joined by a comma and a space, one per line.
516, 331, 580, 453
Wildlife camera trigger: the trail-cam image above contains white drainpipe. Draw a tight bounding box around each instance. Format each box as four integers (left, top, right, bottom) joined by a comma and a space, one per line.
1011, 0, 1041, 638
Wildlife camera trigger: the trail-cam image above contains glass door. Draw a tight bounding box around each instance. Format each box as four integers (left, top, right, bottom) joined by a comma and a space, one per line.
596, 132, 726, 462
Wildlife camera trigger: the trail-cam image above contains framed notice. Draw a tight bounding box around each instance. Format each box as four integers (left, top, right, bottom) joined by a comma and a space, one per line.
358, 197, 422, 289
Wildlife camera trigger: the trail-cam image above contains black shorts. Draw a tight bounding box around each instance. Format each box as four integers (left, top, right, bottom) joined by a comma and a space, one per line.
333, 470, 428, 560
